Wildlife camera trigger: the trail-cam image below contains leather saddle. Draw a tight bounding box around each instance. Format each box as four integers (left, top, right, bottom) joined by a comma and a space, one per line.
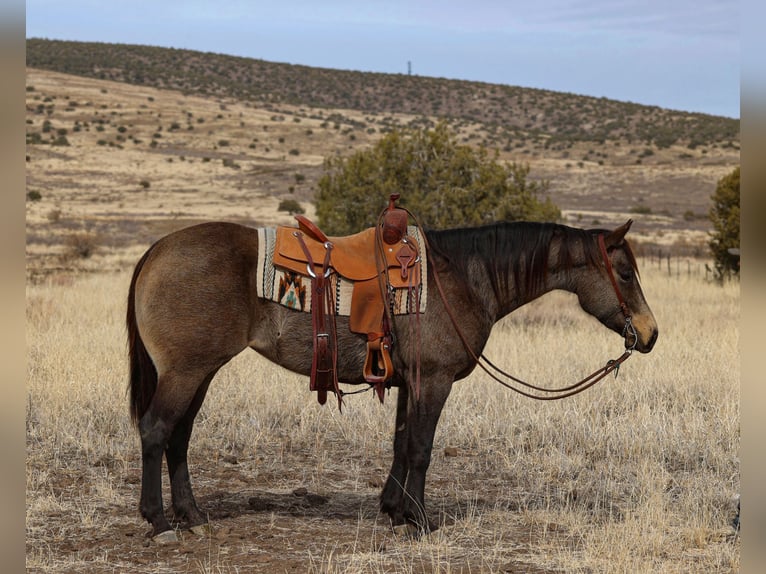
271, 195, 421, 407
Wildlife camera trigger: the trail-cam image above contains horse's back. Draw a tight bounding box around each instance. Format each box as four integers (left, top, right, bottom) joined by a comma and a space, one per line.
142, 221, 258, 264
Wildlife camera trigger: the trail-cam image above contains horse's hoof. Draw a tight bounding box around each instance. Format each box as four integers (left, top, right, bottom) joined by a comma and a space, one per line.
189, 523, 212, 537
153, 529, 179, 544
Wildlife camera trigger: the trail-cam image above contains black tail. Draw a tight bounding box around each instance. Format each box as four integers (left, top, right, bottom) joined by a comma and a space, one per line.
127, 245, 158, 426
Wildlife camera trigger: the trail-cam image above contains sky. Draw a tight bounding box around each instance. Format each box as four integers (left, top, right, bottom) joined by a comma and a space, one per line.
25, 0, 740, 118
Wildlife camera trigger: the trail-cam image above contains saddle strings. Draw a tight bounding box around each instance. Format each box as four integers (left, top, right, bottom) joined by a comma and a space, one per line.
373, 207, 423, 401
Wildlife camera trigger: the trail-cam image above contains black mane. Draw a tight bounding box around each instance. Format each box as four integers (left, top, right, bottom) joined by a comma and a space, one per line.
425, 221, 614, 304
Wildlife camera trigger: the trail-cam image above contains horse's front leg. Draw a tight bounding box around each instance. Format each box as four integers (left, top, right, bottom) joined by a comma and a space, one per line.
382, 376, 453, 535
400, 377, 453, 534
380, 382, 409, 524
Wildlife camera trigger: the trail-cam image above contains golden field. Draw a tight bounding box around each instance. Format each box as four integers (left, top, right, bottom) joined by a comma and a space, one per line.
26, 264, 739, 573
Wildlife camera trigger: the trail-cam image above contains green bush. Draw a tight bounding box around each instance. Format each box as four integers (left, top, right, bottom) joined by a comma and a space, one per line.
708, 166, 739, 278
278, 199, 304, 214
316, 123, 559, 235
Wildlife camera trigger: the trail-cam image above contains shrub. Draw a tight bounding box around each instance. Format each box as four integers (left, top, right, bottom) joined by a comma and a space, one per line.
683, 210, 696, 221
316, 122, 559, 235
708, 166, 739, 278
278, 199, 304, 214
27, 190, 42, 202
64, 232, 99, 259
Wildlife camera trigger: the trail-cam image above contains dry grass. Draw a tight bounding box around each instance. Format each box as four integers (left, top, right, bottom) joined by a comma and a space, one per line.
26, 263, 739, 572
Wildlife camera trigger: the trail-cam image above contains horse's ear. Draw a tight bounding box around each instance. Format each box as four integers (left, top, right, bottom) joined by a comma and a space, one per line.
603, 219, 633, 248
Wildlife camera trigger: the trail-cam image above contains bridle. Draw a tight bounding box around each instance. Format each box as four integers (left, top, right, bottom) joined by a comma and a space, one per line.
425, 229, 638, 401
597, 233, 638, 347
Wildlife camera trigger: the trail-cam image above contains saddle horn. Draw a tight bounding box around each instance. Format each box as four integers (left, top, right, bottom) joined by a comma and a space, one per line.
381, 193, 408, 245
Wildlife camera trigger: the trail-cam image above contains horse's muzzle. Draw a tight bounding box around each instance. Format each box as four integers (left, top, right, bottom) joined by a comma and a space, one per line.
628, 325, 658, 353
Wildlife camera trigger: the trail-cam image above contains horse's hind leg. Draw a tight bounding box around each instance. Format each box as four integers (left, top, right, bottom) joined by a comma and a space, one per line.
166, 371, 217, 533
138, 404, 173, 539
139, 367, 218, 540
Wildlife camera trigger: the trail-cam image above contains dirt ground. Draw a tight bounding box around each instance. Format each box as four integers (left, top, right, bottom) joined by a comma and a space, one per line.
27, 439, 567, 573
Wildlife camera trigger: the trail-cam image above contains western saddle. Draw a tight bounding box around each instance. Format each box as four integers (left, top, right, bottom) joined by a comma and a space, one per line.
271, 194, 422, 407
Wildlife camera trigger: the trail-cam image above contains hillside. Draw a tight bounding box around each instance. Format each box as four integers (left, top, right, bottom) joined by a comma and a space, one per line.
25, 40, 740, 281
27, 39, 739, 149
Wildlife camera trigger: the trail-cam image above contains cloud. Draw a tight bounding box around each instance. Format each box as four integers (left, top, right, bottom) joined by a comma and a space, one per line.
522, 0, 738, 39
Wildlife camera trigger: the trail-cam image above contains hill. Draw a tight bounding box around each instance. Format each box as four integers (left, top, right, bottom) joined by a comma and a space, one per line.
27, 39, 739, 148
25, 40, 740, 281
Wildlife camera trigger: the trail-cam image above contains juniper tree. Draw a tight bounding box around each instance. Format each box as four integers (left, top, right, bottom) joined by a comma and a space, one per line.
316, 122, 560, 235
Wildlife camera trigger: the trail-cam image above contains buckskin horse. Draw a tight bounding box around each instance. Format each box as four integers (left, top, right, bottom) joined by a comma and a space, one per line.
127, 218, 657, 542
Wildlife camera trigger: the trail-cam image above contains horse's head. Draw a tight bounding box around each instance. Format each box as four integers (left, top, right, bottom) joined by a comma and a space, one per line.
576, 220, 658, 353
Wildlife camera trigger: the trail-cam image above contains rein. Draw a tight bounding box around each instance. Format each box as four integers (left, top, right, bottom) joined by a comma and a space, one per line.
422, 223, 638, 401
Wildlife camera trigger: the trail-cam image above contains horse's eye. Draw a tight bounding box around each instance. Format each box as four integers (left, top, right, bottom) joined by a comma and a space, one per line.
618, 268, 634, 282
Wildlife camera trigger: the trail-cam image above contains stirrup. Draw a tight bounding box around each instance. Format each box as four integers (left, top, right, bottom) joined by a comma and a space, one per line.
363, 338, 393, 384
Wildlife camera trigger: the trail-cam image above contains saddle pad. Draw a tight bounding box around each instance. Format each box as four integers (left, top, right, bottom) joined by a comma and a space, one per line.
256, 226, 427, 316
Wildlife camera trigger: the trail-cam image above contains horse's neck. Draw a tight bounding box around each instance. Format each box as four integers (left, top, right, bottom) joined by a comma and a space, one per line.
430, 223, 582, 323
498, 270, 570, 320
491, 243, 573, 321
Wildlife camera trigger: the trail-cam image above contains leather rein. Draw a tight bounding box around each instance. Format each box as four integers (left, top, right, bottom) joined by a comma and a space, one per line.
422, 226, 638, 401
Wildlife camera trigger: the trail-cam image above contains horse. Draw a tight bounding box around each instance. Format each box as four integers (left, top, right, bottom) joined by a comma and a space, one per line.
127, 218, 657, 542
